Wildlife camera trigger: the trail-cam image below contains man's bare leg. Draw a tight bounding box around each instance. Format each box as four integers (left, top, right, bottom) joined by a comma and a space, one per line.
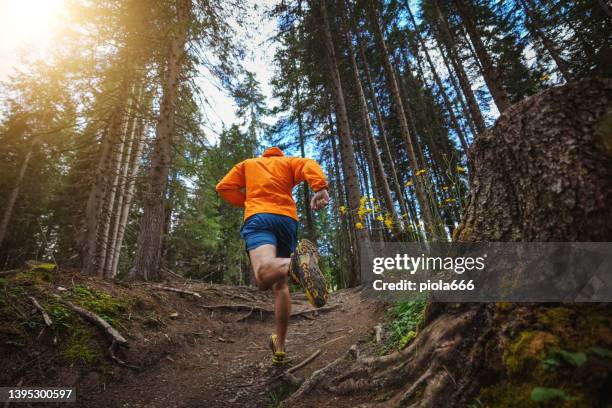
272, 280, 291, 351
249, 244, 290, 290
249, 244, 291, 351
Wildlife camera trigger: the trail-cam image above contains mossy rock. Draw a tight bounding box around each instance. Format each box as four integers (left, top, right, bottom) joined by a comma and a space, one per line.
503, 330, 558, 376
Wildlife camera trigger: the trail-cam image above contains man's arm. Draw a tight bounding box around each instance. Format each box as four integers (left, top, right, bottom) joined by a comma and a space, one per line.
290, 158, 330, 211
215, 162, 246, 207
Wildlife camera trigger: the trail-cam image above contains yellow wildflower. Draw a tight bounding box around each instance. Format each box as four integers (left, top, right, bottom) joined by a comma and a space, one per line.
445, 198, 456, 203
360, 196, 367, 204
339, 206, 346, 215
415, 169, 427, 176
374, 204, 380, 212
376, 215, 384, 222
456, 166, 466, 174
384, 213, 393, 230
355, 222, 364, 229
370, 197, 376, 203
405, 180, 413, 187
540, 73, 550, 81
442, 186, 449, 191
357, 206, 366, 220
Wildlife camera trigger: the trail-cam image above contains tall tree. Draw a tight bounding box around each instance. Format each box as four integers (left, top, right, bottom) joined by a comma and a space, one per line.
366, 1, 439, 241
318, 0, 370, 285
452, 0, 512, 112
130, 0, 192, 280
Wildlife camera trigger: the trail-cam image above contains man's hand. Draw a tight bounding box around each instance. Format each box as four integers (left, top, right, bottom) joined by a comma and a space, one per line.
310, 188, 330, 211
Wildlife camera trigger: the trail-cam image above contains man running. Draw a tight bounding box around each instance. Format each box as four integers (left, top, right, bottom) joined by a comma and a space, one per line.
215, 146, 330, 365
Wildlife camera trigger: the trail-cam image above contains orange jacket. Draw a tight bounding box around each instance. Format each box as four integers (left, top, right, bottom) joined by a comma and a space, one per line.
215, 147, 328, 221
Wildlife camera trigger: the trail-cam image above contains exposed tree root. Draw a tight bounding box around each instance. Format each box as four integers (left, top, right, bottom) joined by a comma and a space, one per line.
200, 303, 339, 319
54, 295, 128, 346
282, 305, 494, 407
149, 284, 202, 299
28, 296, 53, 327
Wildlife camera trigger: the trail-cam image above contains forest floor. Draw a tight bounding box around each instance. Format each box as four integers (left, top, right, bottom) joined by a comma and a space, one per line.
0, 264, 384, 407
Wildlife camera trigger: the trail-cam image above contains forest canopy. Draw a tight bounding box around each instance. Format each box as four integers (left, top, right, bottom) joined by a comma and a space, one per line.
0, 0, 610, 287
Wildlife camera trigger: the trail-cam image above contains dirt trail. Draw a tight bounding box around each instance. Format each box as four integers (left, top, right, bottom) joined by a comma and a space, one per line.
78, 282, 383, 408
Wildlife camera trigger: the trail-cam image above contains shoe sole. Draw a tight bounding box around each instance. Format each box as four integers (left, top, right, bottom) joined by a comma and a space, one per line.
295, 239, 328, 308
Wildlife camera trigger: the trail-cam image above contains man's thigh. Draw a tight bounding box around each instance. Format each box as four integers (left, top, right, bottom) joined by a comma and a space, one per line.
248, 244, 277, 280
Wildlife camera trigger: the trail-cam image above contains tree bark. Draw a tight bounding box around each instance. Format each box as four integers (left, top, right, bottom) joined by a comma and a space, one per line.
452, 0, 512, 112
130, 0, 191, 281
81, 78, 131, 275
328, 111, 356, 288
105, 86, 142, 278
366, 1, 439, 241
96, 106, 130, 276
0, 138, 35, 248
109, 114, 145, 278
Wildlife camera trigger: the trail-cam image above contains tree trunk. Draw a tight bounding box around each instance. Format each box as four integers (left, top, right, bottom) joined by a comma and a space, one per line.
342, 16, 402, 237
82, 86, 128, 275
354, 28, 411, 225
367, 1, 439, 241
0, 138, 35, 248
405, 1, 470, 161
328, 111, 356, 288
452, 0, 512, 112
96, 107, 129, 276
437, 41, 479, 138
319, 0, 370, 286
519, 0, 572, 82
296, 86, 315, 241
282, 77, 612, 408
109, 114, 145, 278
435, 0, 487, 134
130, 0, 191, 281
105, 87, 141, 278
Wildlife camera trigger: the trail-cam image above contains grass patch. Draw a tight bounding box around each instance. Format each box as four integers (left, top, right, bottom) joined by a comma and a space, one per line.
59, 325, 102, 364
66, 285, 128, 327
380, 299, 427, 353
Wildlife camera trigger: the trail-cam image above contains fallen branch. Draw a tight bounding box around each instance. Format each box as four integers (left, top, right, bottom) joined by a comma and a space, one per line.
54, 295, 127, 346
287, 349, 322, 374
150, 285, 202, 299
28, 296, 52, 327
268, 349, 322, 385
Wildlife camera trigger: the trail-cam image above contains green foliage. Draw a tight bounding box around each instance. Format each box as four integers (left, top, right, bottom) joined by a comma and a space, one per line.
381, 299, 427, 352
530, 387, 575, 402
66, 285, 127, 326
60, 325, 101, 364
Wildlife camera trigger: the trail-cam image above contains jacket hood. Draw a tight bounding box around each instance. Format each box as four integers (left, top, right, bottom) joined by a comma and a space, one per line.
262, 147, 284, 157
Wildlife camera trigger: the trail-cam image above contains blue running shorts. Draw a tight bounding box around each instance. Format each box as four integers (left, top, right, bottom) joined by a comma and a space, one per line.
240, 213, 298, 258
